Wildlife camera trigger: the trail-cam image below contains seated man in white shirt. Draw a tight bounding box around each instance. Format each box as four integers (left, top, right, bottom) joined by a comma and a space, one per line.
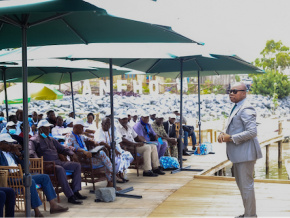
116, 113, 165, 177
51, 116, 67, 140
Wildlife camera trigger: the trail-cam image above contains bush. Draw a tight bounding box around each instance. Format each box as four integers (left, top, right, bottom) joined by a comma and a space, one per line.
200, 80, 226, 94
251, 70, 290, 98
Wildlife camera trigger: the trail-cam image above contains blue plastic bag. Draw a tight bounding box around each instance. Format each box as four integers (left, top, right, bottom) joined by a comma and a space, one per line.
194, 142, 212, 155
160, 156, 180, 169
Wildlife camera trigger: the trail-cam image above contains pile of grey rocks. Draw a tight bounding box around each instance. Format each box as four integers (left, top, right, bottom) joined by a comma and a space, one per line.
1, 93, 290, 121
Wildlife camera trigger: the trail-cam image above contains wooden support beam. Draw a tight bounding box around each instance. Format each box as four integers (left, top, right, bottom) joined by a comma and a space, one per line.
278, 140, 283, 168
222, 168, 226, 176
266, 144, 269, 175
278, 120, 283, 169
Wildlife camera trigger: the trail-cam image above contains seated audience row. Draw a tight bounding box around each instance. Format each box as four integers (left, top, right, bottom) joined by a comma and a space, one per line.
0, 108, 196, 217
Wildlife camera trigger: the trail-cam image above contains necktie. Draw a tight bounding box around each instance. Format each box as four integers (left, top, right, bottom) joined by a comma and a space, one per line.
230, 104, 237, 115
169, 125, 172, 133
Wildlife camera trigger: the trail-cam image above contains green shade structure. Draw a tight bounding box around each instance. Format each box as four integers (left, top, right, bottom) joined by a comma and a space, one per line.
72, 54, 263, 77
0, 0, 197, 50
10, 68, 126, 84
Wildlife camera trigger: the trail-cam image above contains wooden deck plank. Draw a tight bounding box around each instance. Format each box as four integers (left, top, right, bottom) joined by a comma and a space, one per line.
149, 177, 290, 217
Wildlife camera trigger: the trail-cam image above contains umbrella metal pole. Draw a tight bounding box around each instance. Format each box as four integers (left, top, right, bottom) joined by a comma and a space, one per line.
2, 69, 9, 119
109, 59, 116, 190
171, 59, 203, 174
198, 70, 201, 145
108, 59, 142, 199
69, 72, 76, 119
179, 59, 184, 169
22, 24, 32, 217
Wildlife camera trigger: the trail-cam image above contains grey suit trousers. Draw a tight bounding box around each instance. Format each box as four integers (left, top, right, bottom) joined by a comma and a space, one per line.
233, 160, 256, 217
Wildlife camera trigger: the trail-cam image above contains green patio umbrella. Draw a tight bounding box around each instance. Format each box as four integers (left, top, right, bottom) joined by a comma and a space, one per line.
0, 1, 199, 210
0, 0, 197, 50
11, 68, 126, 84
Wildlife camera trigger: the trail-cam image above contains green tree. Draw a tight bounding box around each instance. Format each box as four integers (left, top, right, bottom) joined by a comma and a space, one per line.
251, 40, 290, 98
235, 75, 241, 82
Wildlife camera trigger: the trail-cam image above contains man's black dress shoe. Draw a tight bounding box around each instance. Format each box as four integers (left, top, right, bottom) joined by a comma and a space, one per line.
74, 191, 87, 200
153, 168, 165, 175
68, 195, 83, 204
183, 151, 191, 156
143, 170, 158, 177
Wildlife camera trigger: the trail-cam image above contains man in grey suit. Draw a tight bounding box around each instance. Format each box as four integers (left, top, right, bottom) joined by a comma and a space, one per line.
218, 82, 262, 217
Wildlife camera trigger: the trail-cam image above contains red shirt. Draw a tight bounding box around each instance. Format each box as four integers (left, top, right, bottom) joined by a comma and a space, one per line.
19, 132, 32, 138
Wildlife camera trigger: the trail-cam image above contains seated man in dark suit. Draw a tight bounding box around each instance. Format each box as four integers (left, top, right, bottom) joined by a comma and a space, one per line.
29, 120, 86, 205
0, 133, 68, 216
163, 114, 182, 157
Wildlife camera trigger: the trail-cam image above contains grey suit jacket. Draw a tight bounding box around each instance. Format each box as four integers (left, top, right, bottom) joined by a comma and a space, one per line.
225, 99, 262, 163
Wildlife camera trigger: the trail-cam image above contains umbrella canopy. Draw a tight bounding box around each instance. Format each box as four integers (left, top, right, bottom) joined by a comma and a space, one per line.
9, 68, 126, 84
0, 0, 197, 50
70, 54, 263, 77
30, 86, 63, 100
0, 58, 128, 84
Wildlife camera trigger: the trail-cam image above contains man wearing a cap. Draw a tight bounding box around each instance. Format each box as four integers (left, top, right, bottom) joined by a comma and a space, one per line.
0, 133, 69, 216
133, 113, 168, 159
29, 120, 86, 205
152, 114, 178, 159
117, 114, 164, 177
5, 121, 24, 148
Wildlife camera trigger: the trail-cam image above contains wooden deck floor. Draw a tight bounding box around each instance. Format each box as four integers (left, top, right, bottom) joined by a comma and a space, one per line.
149, 176, 290, 217
16, 144, 226, 217
16, 136, 290, 217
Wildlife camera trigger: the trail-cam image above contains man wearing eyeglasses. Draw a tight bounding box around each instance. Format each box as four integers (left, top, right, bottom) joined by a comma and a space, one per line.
218, 82, 262, 218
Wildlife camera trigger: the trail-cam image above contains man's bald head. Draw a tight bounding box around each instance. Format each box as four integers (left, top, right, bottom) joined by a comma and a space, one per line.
232, 82, 247, 90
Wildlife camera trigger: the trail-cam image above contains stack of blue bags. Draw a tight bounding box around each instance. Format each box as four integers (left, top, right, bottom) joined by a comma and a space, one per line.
160, 156, 180, 170
194, 142, 213, 155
